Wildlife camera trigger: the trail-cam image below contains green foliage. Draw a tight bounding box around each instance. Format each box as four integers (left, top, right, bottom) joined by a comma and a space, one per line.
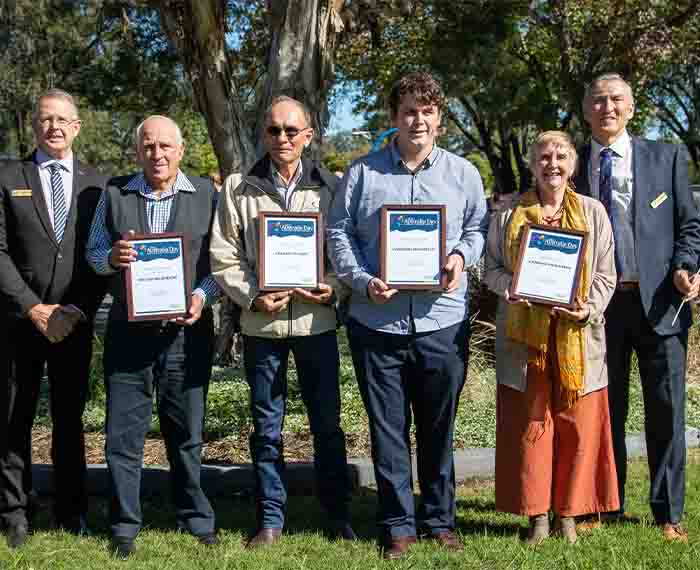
320, 131, 371, 173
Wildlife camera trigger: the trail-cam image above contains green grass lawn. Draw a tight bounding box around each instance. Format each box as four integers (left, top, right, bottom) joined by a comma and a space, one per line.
3, 454, 700, 569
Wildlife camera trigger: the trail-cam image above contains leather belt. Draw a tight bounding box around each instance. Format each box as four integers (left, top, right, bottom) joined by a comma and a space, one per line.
616, 281, 639, 292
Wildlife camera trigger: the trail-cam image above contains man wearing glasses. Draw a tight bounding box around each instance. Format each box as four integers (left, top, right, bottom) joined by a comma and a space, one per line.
210, 96, 354, 547
0, 89, 106, 547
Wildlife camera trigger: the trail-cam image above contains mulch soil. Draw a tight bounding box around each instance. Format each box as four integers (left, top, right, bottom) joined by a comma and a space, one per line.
30, 427, 371, 466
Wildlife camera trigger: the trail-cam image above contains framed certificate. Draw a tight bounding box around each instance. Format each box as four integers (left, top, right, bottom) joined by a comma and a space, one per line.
258, 212, 324, 290
124, 232, 191, 321
379, 205, 446, 290
509, 224, 588, 309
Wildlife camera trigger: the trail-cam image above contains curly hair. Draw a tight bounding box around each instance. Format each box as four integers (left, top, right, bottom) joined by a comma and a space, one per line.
388, 72, 445, 115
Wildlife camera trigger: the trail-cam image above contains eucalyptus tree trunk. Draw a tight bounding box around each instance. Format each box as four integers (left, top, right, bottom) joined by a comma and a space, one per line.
156, 0, 346, 173
156, 0, 256, 176
256, 0, 345, 157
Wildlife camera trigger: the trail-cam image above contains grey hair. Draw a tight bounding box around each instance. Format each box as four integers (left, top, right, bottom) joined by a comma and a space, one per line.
134, 115, 183, 149
264, 95, 313, 128
33, 88, 79, 120
583, 73, 635, 105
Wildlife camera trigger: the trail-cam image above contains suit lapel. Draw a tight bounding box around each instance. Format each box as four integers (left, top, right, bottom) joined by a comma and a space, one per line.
64, 159, 85, 240
23, 155, 58, 246
631, 137, 649, 241
574, 144, 592, 196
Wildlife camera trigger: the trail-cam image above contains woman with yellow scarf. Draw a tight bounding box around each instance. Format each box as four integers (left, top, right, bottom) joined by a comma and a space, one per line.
484, 131, 619, 545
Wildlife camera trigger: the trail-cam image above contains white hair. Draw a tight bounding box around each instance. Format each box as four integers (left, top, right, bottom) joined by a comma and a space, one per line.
134, 115, 183, 149
583, 73, 635, 105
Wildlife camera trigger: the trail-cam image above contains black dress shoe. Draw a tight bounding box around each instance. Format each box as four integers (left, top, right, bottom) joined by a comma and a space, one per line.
110, 538, 136, 559
325, 522, 358, 541
6, 523, 29, 549
59, 515, 91, 537
197, 532, 219, 546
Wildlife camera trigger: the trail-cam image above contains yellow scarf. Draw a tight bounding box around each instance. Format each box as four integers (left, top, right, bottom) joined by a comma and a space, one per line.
504, 186, 590, 407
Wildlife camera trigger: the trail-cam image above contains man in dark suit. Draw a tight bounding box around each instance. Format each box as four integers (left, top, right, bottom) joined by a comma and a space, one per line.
0, 89, 106, 547
573, 73, 700, 541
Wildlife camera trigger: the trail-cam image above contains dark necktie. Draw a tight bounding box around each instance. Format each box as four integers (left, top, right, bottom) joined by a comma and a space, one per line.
599, 148, 613, 216
599, 148, 621, 274
48, 163, 67, 243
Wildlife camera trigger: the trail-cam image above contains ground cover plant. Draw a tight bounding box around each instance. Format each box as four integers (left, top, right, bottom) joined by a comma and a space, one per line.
29, 315, 700, 465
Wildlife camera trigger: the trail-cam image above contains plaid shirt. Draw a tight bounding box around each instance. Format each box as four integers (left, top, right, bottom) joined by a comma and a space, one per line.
86, 170, 220, 305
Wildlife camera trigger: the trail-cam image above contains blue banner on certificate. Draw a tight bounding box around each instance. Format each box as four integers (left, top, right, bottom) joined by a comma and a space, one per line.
258, 212, 323, 290
509, 224, 588, 309
380, 205, 446, 290
125, 233, 191, 321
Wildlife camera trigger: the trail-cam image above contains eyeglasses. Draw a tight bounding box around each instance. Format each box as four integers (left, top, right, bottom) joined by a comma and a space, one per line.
265, 125, 309, 139
37, 116, 79, 128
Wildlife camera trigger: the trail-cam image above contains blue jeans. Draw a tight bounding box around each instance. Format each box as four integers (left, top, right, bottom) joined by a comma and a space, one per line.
243, 331, 350, 529
104, 318, 215, 539
347, 319, 469, 539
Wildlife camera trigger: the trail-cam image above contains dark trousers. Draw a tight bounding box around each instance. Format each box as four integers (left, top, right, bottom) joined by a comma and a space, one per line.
0, 319, 92, 527
605, 290, 687, 524
104, 319, 215, 539
346, 319, 469, 538
243, 331, 350, 529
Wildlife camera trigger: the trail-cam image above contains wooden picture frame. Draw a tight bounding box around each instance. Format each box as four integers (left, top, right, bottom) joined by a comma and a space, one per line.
124, 232, 191, 321
258, 211, 324, 291
509, 223, 588, 310
379, 204, 447, 290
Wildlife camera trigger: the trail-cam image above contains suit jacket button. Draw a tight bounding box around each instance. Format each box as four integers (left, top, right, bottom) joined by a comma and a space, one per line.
57, 253, 63, 260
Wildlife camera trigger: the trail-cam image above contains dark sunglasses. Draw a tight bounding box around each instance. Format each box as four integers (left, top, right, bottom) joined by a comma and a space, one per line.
265, 125, 309, 139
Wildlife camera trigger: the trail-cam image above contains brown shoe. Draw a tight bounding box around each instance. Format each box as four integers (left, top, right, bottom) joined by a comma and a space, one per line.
245, 528, 282, 549
424, 530, 463, 551
382, 535, 417, 560
661, 523, 688, 543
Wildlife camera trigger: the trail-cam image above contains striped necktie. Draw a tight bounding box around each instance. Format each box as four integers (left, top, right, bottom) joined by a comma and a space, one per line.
48, 163, 67, 243
599, 147, 621, 274
599, 148, 613, 216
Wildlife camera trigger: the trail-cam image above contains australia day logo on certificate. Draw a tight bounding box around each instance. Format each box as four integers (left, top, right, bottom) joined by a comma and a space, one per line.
135, 240, 182, 262
390, 213, 439, 233
529, 232, 580, 255
267, 219, 315, 238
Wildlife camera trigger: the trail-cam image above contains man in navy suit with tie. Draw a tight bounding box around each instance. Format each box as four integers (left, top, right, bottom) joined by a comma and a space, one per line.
0, 89, 106, 547
573, 73, 700, 541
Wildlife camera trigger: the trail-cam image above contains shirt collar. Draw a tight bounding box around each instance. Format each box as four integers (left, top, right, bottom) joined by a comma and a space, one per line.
591, 130, 631, 160
390, 139, 440, 170
270, 160, 303, 189
35, 148, 74, 173
123, 169, 197, 195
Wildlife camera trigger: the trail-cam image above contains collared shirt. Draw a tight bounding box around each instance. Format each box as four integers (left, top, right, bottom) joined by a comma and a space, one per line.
327, 141, 488, 335
35, 148, 74, 230
86, 170, 220, 305
271, 160, 303, 209
588, 130, 638, 281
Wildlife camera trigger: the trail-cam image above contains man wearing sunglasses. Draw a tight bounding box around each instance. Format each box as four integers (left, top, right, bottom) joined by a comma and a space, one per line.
210, 96, 353, 547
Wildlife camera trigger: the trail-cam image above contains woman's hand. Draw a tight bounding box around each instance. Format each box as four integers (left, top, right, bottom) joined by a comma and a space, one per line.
504, 289, 532, 308
551, 299, 590, 323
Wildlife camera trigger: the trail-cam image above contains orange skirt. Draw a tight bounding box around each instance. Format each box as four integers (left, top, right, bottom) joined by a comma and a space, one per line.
495, 341, 620, 517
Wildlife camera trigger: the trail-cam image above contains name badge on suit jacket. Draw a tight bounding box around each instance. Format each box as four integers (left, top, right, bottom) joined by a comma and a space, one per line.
650, 192, 668, 209
11, 188, 32, 197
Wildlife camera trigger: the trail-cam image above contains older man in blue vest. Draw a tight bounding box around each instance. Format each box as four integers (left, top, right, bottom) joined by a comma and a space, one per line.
86, 115, 219, 558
